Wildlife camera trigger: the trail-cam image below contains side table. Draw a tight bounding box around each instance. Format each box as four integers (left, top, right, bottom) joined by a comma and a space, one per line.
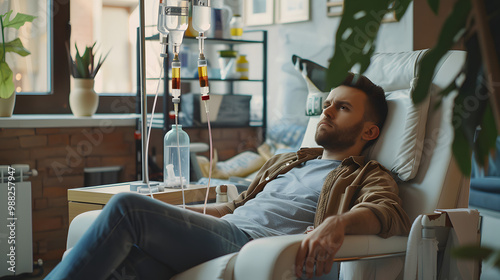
68, 182, 216, 223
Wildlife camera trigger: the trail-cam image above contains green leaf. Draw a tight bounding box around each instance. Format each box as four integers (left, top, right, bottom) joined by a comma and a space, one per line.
74, 44, 89, 78
438, 80, 457, 97
394, 0, 413, 21
326, 0, 393, 91
453, 245, 500, 269
427, 0, 440, 15
474, 104, 498, 169
1, 11, 13, 25
452, 245, 492, 260
0, 38, 30, 61
452, 127, 472, 175
492, 250, 500, 268
0, 61, 14, 99
81, 46, 92, 71
412, 0, 471, 104
2, 11, 36, 30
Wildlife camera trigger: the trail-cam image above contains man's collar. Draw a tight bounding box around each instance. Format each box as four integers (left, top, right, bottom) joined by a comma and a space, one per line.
342, 155, 365, 166
297, 148, 365, 165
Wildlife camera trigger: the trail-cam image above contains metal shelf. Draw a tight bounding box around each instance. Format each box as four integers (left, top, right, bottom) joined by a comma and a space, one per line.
142, 113, 264, 129
137, 29, 267, 134
146, 77, 264, 82
146, 33, 265, 45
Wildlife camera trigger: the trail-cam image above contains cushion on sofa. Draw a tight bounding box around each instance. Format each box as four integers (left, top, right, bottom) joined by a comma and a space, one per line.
365, 81, 435, 181
469, 188, 500, 212
470, 177, 500, 193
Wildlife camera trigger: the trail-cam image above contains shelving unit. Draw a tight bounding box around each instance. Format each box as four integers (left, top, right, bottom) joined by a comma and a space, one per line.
137, 29, 267, 137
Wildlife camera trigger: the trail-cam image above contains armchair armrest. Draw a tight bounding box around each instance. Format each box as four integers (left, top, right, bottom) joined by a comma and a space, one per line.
66, 210, 102, 250
233, 234, 408, 280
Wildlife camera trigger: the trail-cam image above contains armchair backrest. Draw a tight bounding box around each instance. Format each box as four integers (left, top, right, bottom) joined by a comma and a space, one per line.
301, 50, 469, 221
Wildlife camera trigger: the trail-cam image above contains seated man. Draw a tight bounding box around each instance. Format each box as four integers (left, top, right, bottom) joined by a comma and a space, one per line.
46, 73, 411, 280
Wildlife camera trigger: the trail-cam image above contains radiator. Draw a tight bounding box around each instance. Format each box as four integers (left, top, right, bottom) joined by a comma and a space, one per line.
0, 164, 36, 277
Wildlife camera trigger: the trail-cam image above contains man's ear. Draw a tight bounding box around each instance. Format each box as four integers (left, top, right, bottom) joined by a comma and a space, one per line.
362, 123, 380, 141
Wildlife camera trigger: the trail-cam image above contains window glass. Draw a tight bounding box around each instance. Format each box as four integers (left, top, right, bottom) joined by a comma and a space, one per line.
0, 0, 52, 95
72, 0, 163, 96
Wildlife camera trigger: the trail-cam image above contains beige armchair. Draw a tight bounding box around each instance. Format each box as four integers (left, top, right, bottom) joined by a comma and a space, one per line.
171, 50, 480, 280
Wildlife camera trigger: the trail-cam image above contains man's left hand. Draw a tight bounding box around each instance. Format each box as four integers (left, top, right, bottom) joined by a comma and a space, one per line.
295, 216, 346, 279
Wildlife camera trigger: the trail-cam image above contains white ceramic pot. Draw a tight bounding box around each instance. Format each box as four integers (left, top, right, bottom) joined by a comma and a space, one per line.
0, 92, 16, 117
69, 78, 98, 117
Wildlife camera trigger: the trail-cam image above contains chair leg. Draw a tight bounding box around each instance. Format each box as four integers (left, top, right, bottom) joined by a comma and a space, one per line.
420, 227, 438, 280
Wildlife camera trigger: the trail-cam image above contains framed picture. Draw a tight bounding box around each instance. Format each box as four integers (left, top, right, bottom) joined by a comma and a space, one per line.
276, 0, 310, 24
326, 0, 343, 17
244, 0, 274, 26
326, 0, 398, 22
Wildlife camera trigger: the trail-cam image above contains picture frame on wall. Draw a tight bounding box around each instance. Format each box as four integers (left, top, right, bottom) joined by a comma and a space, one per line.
244, 0, 274, 26
326, 0, 398, 22
276, 0, 310, 24
326, 0, 343, 17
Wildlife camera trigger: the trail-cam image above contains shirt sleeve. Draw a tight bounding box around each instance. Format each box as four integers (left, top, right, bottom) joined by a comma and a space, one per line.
350, 162, 411, 238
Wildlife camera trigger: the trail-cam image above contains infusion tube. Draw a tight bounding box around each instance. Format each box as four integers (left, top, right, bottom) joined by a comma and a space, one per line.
197, 41, 212, 215
198, 53, 209, 97
192, 0, 213, 214
171, 53, 181, 103
171, 53, 186, 208
196, 35, 212, 214
157, 0, 169, 57
192, 0, 211, 98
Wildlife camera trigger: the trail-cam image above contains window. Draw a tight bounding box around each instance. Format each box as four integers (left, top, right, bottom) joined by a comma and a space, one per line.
0, 0, 52, 95
71, 0, 170, 96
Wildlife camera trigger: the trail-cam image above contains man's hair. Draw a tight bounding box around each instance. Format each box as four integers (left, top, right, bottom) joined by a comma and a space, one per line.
341, 72, 387, 131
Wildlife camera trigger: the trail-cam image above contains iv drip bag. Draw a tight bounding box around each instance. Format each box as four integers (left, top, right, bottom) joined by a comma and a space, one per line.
164, 0, 189, 53
192, 0, 211, 33
157, 0, 169, 36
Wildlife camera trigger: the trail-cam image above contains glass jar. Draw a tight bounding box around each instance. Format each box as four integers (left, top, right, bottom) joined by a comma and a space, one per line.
229, 14, 243, 39
164, 124, 190, 188
236, 55, 249, 80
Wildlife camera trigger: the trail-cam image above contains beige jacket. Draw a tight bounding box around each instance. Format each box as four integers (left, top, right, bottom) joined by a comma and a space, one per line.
208, 148, 411, 238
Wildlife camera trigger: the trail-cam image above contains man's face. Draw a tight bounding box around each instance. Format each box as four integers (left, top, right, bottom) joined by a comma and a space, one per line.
315, 86, 368, 151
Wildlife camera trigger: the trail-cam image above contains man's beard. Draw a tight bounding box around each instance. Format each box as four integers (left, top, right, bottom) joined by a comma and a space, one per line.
315, 118, 364, 151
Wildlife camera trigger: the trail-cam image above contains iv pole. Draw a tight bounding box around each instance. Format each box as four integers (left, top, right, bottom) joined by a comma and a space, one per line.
138, 0, 149, 186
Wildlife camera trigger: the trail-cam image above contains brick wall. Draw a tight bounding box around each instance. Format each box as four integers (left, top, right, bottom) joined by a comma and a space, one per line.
0, 125, 262, 263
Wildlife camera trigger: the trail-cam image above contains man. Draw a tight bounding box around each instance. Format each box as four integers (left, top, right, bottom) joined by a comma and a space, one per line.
46, 73, 410, 280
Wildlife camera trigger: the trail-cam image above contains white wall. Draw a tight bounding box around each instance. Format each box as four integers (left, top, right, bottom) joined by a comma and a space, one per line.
243, 1, 414, 127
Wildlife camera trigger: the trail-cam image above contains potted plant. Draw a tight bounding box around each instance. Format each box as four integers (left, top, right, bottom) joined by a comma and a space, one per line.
66, 42, 109, 117
327, 0, 500, 269
0, 10, 35, 117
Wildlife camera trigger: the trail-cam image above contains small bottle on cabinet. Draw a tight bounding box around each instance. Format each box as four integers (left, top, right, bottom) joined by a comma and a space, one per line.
236, 54, 249, 80
229, 14, 243, 39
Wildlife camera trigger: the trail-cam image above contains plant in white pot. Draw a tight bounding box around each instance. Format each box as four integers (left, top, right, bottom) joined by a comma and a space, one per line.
0, 10, 35, 117
67, 42, 109, 117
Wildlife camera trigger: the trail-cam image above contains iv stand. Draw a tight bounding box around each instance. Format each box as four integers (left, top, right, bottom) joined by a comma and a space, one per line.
138, 0, 149, 185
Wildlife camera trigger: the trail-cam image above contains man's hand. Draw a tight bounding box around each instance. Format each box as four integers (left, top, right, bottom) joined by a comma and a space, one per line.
295, 216, 346, 278
295, 208, 381, 278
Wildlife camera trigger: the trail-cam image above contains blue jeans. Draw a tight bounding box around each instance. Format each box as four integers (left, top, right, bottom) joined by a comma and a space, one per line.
45, 192, 251, 280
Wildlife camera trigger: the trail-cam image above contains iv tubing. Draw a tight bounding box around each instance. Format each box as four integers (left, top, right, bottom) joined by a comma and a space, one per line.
202, 100, 213, 215
139, 0, 149, 187
174, 103, 187, 209
144, 60, 165, 199
197, 32, 206, 55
